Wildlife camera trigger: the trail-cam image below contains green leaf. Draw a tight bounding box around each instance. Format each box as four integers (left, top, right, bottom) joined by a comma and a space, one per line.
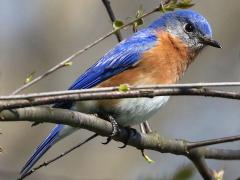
177, 2, 195, 9
113, 20, 124, 30
172, 165, 195, 180
165, 5, 177, 11
160, 0, 195, 12
136, 18, 144, 26
161, 3, 177, 12
64, 61, 73, 66
25, 71, 36, 84
133, 5, 144, 30
181, 0, 192, 3
118, 84, 129, 92
136, 5, 144, 18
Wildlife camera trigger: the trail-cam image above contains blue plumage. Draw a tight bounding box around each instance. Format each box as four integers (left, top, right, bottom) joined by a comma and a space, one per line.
149, 10, 212, 37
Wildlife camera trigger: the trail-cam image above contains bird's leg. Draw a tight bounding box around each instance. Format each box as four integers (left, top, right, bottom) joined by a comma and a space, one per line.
141, 121, 152, 134
139, 121, 154, 163
102, 115, 120, 145
109, 115, 120, 136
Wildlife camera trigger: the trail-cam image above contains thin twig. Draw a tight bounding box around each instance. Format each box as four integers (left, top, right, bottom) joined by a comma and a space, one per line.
1, 87, 240, 111
187, 134, 240, 150
11, 0, 171, 95
18, 133, 98, 180
101, 0, 123, 42
5, 82, 240, 100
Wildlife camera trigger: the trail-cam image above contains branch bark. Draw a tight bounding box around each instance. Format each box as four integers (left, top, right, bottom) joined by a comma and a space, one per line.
1, 106, 240, 161
2, 106, 240, 179
1, 86, 240, 111
188, 149, 214, 180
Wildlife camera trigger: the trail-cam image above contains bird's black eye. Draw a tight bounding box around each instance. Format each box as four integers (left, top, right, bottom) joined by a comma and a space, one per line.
184, 23, 195, 33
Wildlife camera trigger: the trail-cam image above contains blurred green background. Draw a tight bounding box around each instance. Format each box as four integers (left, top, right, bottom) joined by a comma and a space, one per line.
1, 0, 240, 179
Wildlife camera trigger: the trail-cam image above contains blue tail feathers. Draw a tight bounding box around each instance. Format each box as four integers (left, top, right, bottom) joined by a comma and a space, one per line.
20, 124, 63, 176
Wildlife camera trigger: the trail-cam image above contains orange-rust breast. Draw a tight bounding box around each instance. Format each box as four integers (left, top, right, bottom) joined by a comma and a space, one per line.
98, 31, 193, 88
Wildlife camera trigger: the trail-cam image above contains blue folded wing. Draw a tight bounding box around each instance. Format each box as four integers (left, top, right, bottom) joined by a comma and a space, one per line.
68, 28, 157, 90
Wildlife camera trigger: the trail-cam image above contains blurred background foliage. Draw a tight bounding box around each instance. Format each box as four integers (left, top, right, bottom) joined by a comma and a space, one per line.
1, 0, 240, 179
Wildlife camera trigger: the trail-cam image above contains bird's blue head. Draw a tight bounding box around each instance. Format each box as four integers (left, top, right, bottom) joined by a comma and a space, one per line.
149, 10, 221, 51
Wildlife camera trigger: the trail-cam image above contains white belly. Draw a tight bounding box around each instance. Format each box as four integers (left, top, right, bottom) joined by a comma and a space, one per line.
74, 96, 169, 127
113, 96, 169, 126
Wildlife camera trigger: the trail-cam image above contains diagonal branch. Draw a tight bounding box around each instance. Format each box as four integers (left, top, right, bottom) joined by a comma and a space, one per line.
188, 149, 214, 180
188, 135, 240, 150
101, 0, 123, 42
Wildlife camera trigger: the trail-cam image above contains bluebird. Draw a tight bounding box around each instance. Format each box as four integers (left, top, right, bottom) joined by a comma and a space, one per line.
20, 10, 221, 176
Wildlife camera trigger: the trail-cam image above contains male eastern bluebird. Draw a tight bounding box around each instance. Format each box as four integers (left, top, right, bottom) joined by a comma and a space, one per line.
20, 10, 221, 176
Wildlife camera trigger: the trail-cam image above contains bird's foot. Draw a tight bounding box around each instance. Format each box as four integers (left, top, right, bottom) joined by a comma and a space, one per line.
102, 116, 120, 145
118, 127, 137, 149
109, 115, 120, 137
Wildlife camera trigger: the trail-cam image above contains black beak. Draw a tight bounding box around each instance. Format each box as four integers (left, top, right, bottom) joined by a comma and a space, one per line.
199, 36, 222, 48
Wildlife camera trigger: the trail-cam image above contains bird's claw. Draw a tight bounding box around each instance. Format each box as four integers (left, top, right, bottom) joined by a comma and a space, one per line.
102, 116, 120, 145
31, 122, 41, 127
102, 115, 137, 148
118, 127, 137, 148
102, 137, 112, 145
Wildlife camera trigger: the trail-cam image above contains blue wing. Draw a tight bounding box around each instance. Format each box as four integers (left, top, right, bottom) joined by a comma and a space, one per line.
68, 28, 157, 90
20, 28, 158, 177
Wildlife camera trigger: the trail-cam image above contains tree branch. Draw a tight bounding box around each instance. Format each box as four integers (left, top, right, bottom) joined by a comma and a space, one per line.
2, 107, 240, 179
5, 82, 240, 100
1, 85, 240, 111
188, 149, 214, 180
1, 106, 240, 161
101, 0, 123, 42
188, 135, 240, 150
